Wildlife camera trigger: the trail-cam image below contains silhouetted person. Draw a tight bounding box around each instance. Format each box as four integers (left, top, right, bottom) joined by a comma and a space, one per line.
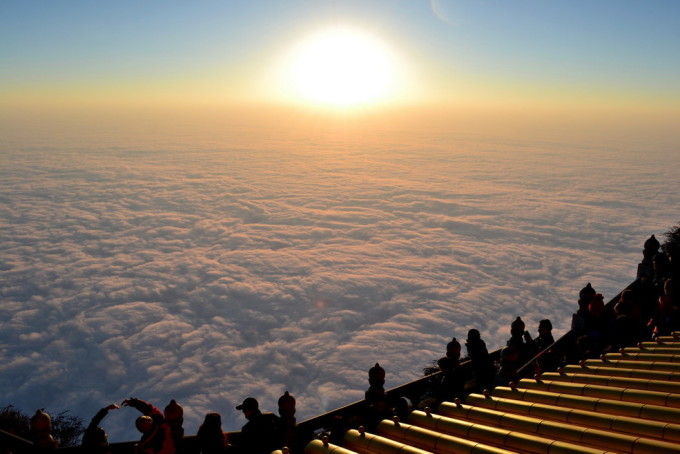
82, 403, 120, 454
609, 294, 642, 351
576, 334, 599, 360
533, 319, 559, 372
433, 356, 465, 404
122, 398, 175, 454
234, 397, 281, 454
465, 329, 495, 390
663, 227, 680, 278
653, 254, 672, 297
164, 400, 184, 453
496, 346, 520, 386
196, 412, 228, 454
584, 293, 613, 350
507, 316, 534, 365
648, 292, 680, 340
616, 288, 645, 324
534, 319, 554, 351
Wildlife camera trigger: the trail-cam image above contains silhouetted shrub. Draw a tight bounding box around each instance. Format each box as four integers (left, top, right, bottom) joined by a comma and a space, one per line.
664, 224, 680, 254
51, 410, 85, 447
664, 223, 680, 276
0, 404, 30, 439
0, 404, 85, 447
422, 360, 440, 376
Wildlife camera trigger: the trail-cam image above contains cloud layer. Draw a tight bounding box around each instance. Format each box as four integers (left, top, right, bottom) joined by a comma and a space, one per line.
1, 132, 678, 441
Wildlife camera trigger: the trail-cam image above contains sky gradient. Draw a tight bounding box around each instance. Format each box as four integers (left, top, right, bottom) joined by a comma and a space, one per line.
2, 0, 679, 135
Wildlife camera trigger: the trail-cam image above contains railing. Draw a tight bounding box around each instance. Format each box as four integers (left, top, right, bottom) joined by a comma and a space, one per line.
0, 429, 34, 452
515, 279, 640, 378
295, 348, 502, 442
18, 353, 501, 454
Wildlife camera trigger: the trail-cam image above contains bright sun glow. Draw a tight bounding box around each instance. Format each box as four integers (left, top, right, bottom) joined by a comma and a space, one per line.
283, 27, 400, 108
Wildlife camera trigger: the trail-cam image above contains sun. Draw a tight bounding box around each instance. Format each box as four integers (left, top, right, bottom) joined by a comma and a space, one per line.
282, 27, 400, 108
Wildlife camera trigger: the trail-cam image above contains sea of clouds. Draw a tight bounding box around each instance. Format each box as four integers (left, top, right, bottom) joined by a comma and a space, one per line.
1, 128, 678, 442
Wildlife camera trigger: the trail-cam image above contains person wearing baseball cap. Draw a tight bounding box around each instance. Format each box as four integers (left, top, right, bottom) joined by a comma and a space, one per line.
232, 397, 281, 454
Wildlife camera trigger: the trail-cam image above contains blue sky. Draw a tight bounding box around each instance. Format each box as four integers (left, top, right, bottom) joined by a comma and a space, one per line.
2, 0, 679, 113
